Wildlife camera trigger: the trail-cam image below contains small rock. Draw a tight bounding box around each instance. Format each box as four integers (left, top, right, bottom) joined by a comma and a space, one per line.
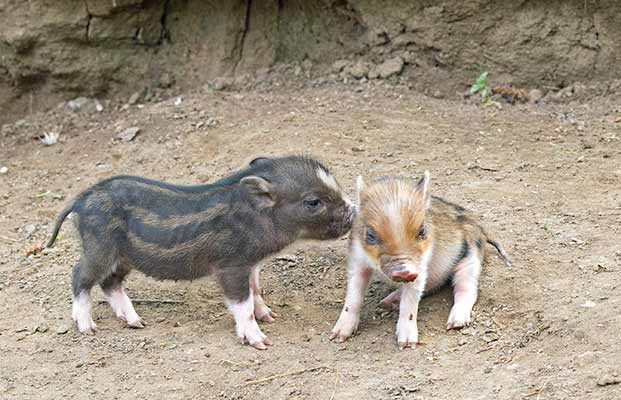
597, 376, 621, 387
128, 91, 143, 105
67, 97, 90, 111
347, 61, 369, 79
23, 224, 37, 238
212, 77, 232, 91
159, 72, 174, 88
206, 117, 218, 128
554, 85, 574, 100
174, 96, 183, 106
581, 300, 596, 308
94, 100, 104, 112
117, 127, 140, 142
432, 90, 444, 99
506, 363, 520, 371
376, 57, 404, 78
0, 166, 7, 174
155, 316, 166, 323
55, 325, 70, 334
40, 131, 59, 145
528, 89, 544, 103
35, 324, 49, 333
331, 59, 350, 73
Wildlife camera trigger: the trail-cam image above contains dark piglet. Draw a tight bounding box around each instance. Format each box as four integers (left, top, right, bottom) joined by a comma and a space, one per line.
48, 156, 354, 349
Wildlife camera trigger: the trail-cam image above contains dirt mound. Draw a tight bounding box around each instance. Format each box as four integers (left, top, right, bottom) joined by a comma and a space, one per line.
1, 0, 620, 124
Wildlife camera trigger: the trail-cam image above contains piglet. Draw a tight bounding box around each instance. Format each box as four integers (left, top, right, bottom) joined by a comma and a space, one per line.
47, 156, 354, 349
330, 172, 510, 348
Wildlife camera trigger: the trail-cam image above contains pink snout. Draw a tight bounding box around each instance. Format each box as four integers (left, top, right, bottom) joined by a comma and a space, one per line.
391, 268, 418, 283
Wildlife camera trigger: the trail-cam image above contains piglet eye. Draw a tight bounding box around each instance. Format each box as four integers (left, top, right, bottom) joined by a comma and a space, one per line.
417, 225, 427, 241
365, 227, 379, 245
303, 198, 322, 209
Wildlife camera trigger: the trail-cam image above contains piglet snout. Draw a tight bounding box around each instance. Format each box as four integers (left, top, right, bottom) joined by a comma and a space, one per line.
391, 268, 418, 283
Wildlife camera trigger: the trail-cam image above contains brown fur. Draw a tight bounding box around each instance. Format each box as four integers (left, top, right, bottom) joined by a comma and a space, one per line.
353, 177, 509, 289
356, 179, 430, 276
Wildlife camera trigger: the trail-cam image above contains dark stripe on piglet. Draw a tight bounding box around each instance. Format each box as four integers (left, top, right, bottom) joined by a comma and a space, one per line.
453, 239, 470, 266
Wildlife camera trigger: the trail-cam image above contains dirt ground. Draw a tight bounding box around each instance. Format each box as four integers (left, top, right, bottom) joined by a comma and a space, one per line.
1, 81, 620, 400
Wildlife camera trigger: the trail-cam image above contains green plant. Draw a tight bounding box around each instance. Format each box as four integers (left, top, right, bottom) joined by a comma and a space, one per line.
469, 71, 489, 99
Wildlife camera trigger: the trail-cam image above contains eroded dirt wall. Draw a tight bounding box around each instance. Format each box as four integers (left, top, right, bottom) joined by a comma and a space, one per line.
1, 0, 619, 124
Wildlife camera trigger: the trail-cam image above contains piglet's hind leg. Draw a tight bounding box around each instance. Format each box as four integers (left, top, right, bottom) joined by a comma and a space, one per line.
447, 251, 482, 330
250, 266, 276, 323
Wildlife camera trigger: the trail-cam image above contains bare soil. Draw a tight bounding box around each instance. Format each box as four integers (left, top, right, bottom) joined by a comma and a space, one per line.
0, 82, 620, 400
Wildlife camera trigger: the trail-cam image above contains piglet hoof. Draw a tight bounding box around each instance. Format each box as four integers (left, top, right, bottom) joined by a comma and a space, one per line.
238, 319, 272, 350
396, 319, 418, 349
257, 311, 277, 323
127, 318, 145, 329
329, 331, 351, 343
329, 312, 360, 343
77, 321, 98, 336
446, 306, 471, 330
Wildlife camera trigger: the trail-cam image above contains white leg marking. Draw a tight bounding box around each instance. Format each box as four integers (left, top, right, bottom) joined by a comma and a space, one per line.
72, 291, 97, 335
330, 244, 373, 342
447, 251, 482, 330
227, 290, 271, 350
396, 283, 422, 348
250, 267, 276, 323
105, 287, 144, 329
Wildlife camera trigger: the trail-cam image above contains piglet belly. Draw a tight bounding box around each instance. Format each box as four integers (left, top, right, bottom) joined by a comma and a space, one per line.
424, 248, 459, 293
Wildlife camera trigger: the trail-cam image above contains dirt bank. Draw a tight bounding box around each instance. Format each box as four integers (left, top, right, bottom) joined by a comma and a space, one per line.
2, 0, 620, 125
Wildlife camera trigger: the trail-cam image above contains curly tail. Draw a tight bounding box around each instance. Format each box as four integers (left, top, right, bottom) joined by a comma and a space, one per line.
46, 203, 74, 247
486, 236, 512, 267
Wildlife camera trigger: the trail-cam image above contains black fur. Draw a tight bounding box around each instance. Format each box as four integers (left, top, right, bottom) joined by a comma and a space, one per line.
453, 239, 470, 267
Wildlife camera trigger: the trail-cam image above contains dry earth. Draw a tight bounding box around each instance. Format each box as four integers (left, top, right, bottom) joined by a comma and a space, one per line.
0, 82, 620, 399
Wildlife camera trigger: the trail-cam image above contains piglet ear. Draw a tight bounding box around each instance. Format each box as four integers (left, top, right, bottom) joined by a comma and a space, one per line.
355, 175, 366, 211
415, 171, 431, 209
249, 156, 272, 167
240, 176, 275, 208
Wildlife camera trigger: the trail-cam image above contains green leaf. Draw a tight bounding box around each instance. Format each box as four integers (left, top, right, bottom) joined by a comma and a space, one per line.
470, 71, 488, 95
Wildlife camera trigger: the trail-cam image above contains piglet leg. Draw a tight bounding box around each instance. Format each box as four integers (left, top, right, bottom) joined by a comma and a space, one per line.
221, 271, 272, 350
396, 283, 422, 348
250, 266, 277, 323
447, 251, 482, 330
380, 287, 402, 311
227, 291, 272, 350
330, 255, 373, 342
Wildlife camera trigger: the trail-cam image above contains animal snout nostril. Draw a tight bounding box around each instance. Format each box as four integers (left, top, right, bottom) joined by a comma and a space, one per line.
391, 269, 418, 283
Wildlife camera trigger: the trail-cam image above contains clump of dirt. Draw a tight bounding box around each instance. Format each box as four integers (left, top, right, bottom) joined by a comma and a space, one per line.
2, 0, 620, 125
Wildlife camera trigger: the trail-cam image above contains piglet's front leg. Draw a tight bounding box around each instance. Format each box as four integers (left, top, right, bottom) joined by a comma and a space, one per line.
396, 283, 422, 349
220, 272, 272, 350
330, 258, 373, 342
